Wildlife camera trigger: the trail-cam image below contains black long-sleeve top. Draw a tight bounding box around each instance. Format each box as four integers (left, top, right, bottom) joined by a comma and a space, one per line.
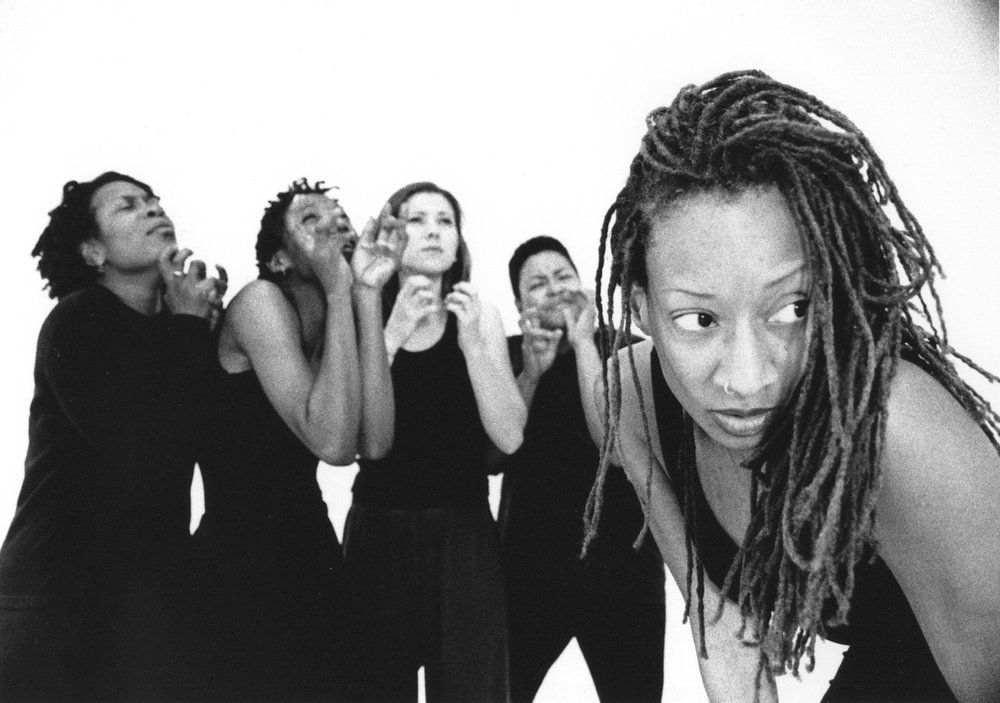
0, 285, 216, 607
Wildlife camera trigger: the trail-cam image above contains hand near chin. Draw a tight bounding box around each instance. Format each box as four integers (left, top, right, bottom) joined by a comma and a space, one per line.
385, 274, 439, 349
159, 246, 228, 324
296, 222, 354, 293
519, 308, 562, 380
352, 204, 408, 291
445, 282, 486, 354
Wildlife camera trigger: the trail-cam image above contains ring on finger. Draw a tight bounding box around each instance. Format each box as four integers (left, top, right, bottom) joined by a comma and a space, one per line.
172, 270, 185, 278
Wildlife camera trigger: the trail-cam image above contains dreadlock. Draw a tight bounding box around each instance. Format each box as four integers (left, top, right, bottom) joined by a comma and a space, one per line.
255, 177, 335, 283
32, 172, 154, 300
582, 70, 1000, 683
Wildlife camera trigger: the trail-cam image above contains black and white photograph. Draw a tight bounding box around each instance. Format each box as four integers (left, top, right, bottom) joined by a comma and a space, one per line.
0, 1, 997, 701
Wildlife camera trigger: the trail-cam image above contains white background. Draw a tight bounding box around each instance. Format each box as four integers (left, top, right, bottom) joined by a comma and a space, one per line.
0, 1, 996, 701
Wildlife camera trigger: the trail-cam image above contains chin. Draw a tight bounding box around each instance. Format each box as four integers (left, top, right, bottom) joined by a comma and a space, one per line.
692, 415, 765, 453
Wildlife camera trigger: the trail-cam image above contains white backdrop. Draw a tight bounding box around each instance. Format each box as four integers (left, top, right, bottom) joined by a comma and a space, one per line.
0, 1, 996, 701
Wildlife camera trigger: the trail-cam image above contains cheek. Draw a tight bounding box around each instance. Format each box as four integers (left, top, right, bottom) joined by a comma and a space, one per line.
772, 325, 810, 387
650, 322, 716, 400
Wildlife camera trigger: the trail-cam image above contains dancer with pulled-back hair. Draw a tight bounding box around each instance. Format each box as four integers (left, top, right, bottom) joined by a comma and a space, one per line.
344, 181, 525, 703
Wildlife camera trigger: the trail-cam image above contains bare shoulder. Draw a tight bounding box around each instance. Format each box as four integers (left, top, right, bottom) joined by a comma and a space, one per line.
616, 338, 656, 420
614, 339, 666, 493
881, 358, 998, 500
224, 279, 301, 335
878, 357, 999, 590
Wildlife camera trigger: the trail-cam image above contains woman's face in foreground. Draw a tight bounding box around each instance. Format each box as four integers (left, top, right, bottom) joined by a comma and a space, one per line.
640, 186, 811, 451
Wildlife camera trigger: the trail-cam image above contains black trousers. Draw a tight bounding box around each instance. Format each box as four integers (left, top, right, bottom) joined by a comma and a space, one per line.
505, 575, 665, 703
343, 504, 509, 703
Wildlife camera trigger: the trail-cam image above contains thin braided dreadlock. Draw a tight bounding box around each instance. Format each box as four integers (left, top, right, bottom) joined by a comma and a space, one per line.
582, 70, 1000, 683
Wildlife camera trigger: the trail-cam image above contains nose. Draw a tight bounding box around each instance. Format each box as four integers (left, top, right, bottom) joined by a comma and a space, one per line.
146, 198, 165, 217
713, 321, 779, 398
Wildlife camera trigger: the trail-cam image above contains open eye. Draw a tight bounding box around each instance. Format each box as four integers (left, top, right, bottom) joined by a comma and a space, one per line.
769, 299, 809, 324
674, 312, 717, 331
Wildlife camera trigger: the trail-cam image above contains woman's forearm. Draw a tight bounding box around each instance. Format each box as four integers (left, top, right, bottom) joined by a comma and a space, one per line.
464, 345, 526, 454
354, 284, 394, 459
303, 291, 362, 464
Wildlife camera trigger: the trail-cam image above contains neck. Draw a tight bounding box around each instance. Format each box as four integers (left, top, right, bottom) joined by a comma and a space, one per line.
283, 276, 327, 340
98, 269, 163, 316
399, 268, 445, 298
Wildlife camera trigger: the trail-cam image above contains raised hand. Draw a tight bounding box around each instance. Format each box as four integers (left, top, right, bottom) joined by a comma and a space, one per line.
159, 246, 227, 321
563, 288, 596, 349
445, 281, 486, 354
384, 275, 440, 351
519, 308, 562, 380
288, 208, 355, 294
352, 204, 408, 291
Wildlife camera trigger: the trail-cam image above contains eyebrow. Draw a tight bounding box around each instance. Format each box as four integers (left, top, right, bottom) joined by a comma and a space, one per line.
667, 264, 808, 298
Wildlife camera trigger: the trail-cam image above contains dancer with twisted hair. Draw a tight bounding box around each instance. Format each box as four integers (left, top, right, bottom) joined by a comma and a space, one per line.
195, 179, 405, 700
0, 173, 226, 701
583, 70, 999, 702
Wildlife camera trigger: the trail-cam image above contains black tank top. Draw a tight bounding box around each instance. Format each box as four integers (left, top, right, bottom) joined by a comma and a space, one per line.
648, 347, 955, 701
196, 369, 339, 574
353, 313, 491, 510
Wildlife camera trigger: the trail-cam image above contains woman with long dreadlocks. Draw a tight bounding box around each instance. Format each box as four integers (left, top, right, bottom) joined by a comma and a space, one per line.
584, 70, 999, 702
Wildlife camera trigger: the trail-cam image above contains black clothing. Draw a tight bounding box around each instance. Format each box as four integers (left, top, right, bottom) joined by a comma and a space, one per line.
346, 313, 508, 702
352, 314, 491, 511
195, 369, 348, 702
500, 335, 665, 702
0, 286, 214, 701
648, 347, 956, 702
343, 505, 508, 703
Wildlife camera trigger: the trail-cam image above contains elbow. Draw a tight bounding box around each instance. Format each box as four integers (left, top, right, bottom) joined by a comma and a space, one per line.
359, 434, 394, 461
318, 449, 358, 467
314, 437, 359, 466
493, 428, 524, 456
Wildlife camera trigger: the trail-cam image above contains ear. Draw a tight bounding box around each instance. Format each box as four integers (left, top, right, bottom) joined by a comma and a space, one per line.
79, 239, 106, 269
267, 250, 291, 276
629, 285, 651, 335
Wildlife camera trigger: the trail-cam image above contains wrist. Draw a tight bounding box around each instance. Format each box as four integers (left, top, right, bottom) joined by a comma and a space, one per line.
352, 282, 381, 305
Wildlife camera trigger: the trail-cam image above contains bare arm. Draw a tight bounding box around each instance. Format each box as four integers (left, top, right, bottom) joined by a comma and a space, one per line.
350, 213, 407, 459
447, 284, 526, 454
877, 360, 1000, 703
514, 308, 562, 409
226, 278, 361, 465
563, 290, 606, 454
616, 341, 777, 703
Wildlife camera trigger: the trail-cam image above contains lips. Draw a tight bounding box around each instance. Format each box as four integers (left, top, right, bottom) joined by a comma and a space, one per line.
708, 408, 774, 437
147, 222, 175, 237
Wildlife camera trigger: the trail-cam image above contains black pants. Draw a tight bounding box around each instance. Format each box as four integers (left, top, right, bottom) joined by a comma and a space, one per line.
343, 505, 509, 703
506, 576, 664, 703
0, 578, 206, 703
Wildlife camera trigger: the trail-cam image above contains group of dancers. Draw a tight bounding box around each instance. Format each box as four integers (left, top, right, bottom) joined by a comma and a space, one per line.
0, 70, 997, 703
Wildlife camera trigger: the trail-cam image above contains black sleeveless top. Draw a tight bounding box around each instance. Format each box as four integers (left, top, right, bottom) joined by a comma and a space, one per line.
353, 313, 491, 510
196, 369, 340, 577
648, 348, 956, 702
